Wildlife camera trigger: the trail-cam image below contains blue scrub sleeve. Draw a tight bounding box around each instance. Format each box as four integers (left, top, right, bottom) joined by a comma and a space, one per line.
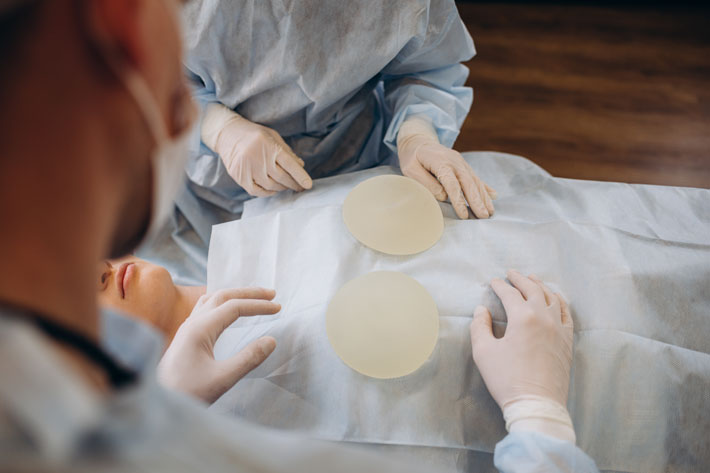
494, 431, 600, 473
185, 68, 218, 157
381, 0, 476, 152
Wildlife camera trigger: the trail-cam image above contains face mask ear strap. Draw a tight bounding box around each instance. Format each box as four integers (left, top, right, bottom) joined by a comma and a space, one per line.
121, 70, 171, 143
79, 0, 170, 144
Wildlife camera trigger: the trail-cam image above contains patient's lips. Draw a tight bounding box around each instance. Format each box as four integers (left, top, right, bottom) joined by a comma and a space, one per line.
116, 262, 135, 299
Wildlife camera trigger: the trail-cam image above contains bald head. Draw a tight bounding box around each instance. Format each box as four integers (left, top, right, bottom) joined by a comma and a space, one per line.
0, 0, 192, 258
0, 0, 191, 325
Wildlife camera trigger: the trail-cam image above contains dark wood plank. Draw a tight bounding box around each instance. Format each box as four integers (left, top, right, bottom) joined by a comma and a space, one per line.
454, 3, 710, 188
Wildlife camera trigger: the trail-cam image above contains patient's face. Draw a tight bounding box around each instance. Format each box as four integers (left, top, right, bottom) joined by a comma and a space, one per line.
97, 257, 177, 326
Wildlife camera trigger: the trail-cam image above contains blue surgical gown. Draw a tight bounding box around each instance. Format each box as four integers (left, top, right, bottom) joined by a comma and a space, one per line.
177, 0, 476, 249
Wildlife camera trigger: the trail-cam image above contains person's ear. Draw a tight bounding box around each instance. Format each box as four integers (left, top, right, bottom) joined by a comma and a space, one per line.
84, 0, 146, 71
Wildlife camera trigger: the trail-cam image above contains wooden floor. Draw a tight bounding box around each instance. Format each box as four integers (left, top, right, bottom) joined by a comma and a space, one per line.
454, 3, 710, 188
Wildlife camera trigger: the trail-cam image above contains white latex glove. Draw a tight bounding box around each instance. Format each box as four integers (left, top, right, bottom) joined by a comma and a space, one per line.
201, 103, 313, 197
157, 287, 281, 404
396, 117, 496, 219
470, 270, 577, 443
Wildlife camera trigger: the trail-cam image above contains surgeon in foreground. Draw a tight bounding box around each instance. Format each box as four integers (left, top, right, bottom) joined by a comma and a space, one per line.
0, 0, 598, 471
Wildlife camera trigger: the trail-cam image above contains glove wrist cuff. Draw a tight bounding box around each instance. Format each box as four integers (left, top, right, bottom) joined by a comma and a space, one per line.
502, 395, 576, 444
396, 116, 439, 154
201, 102, 244, 152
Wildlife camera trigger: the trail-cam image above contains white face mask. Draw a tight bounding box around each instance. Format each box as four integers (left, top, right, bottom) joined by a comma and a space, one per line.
88, 0, 196, 248
119, 67, 196, 246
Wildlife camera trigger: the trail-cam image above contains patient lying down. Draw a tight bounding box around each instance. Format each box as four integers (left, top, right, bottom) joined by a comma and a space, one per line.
97, 257, 204, 343
97, 256, 280, 403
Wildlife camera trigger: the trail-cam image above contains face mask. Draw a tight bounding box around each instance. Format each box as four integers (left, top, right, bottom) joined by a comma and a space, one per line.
88, 0, 196, 248
121, 70, 196, 245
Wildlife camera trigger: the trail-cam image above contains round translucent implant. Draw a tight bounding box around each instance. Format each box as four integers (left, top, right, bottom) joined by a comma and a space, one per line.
326, 271, 439, 379
343, 175, 444, 255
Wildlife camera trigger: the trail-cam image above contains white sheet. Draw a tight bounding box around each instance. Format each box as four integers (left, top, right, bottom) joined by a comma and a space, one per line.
207, 152, 710, 473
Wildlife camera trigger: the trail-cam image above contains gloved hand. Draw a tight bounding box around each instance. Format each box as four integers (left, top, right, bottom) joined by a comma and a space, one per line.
470, 270, 576, 443
157, 287, 281, 404
396, 117, 496, 219
201, 103, 313, 197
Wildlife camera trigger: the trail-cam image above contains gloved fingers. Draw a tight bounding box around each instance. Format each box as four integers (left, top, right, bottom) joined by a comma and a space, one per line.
485, 183, 498, 199
475, 175, 495, 215
253, 172, 288, 192
457, 168, 490, 219
275, 142, 305, 167
491, 277, 525, 313
275, 151, 313, 190
528, 274, 554, 306
435, 167, 469, 219
401, 162, 448, 201
506, 270, 545, 304
222, 154, 253, 192
269, 163, 304, 191
202, 287, 276, 310
292, 154, 305, 167
243, 182, 277, 198
218, 336, 276, 391
204, 299, 281, 336
470, 305, 496, 356
556, 293, 573, 329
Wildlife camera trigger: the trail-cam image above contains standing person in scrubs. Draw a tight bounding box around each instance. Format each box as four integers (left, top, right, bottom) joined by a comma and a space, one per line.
177, 0, 496, 250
